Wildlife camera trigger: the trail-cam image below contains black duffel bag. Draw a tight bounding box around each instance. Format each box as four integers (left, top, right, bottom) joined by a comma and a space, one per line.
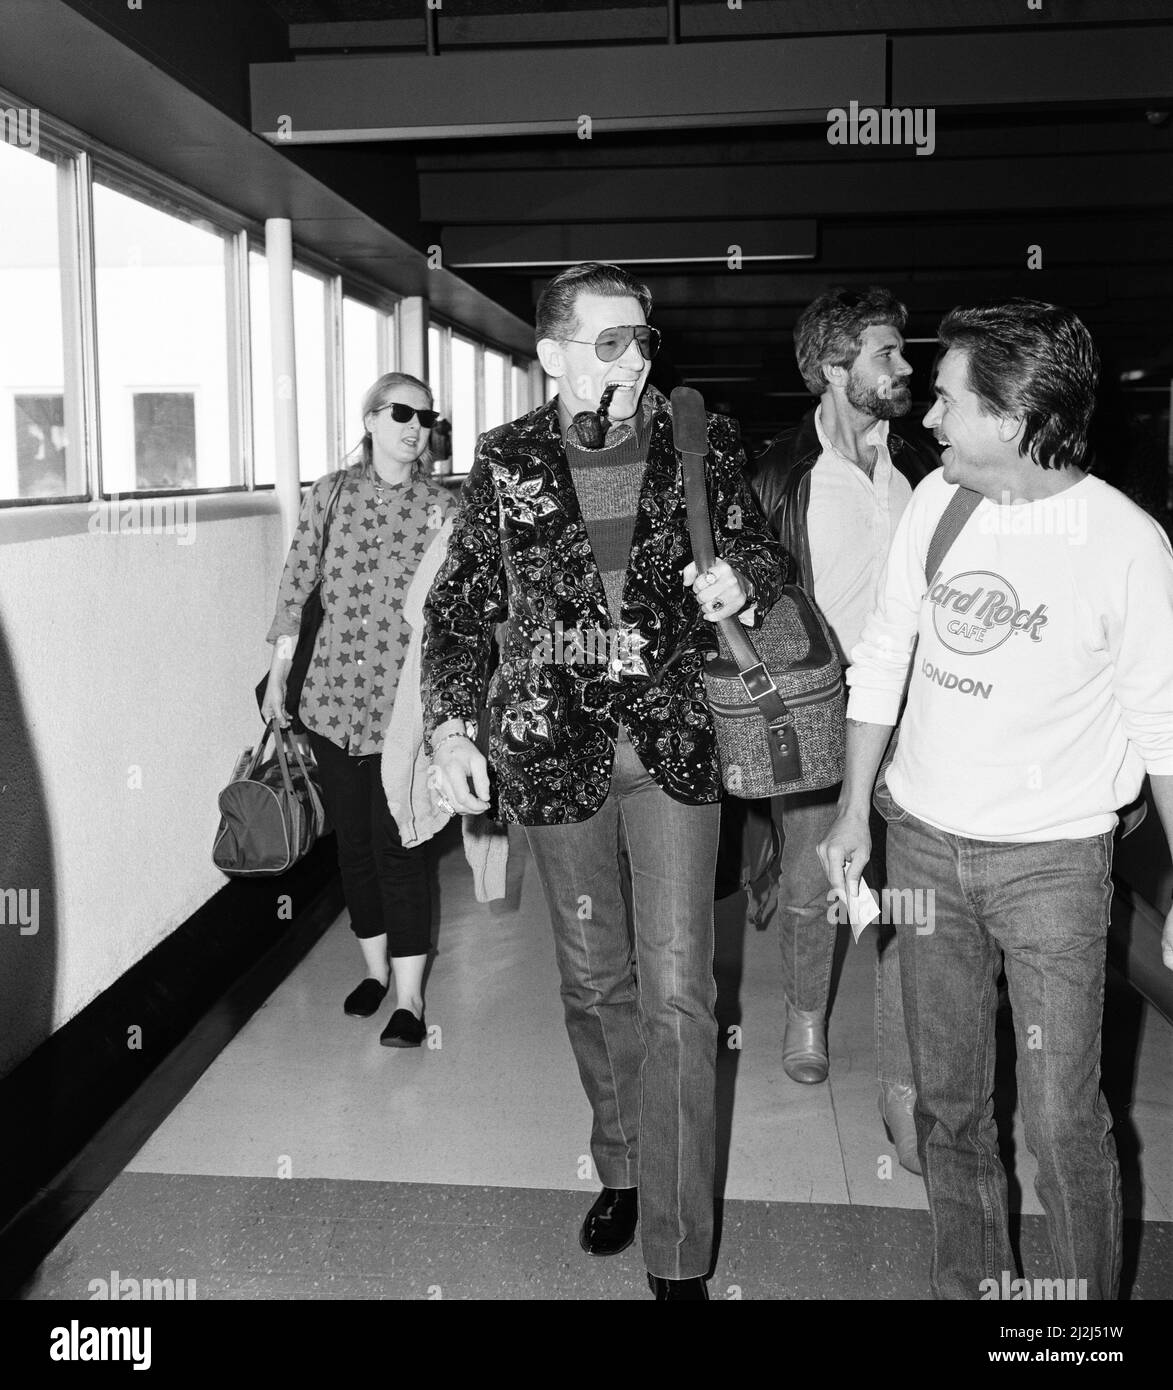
213, 721, 329, 876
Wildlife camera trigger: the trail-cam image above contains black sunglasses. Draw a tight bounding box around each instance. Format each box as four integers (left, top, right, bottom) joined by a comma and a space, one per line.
374, 402, 439, 428
564, 325, 661, 363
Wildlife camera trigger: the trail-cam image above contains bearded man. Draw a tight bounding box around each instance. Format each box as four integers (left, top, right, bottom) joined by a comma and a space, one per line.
749, 286, 937, 1170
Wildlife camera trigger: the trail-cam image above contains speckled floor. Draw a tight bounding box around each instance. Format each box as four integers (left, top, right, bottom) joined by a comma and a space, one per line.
20, 824, 1173, 1300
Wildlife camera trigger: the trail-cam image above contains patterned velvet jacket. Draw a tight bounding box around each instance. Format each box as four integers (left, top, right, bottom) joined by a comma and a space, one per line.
420, 388, 787, 825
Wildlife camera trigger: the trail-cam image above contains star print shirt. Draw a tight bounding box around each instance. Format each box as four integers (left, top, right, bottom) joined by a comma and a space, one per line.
266, 464, 456, 755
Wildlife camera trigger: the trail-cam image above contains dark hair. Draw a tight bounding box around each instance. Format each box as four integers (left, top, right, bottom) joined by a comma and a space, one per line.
937, 300, 1099, 470
357, 371, 435, 477
534, 262, 653, 346
794, 285, 909, 395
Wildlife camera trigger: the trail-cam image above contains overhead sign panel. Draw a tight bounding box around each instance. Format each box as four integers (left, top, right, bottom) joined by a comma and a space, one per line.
250, 36, 886, 143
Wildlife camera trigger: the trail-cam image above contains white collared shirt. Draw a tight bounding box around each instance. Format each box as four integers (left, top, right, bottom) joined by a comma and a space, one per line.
806, 403, 912, 662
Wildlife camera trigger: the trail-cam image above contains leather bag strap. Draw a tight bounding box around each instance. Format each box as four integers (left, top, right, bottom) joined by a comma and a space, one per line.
925, 485, 983, 585
678, 425, 795, 774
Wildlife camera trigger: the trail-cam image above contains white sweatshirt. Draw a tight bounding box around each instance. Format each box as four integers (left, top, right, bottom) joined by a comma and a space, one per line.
846, 469, 1173, 841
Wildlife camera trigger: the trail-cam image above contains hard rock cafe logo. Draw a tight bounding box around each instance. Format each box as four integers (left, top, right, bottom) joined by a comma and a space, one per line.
927, 569, 1049, 656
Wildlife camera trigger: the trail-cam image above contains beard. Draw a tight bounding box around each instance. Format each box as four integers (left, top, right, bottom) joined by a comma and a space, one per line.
846, 371, 912, 419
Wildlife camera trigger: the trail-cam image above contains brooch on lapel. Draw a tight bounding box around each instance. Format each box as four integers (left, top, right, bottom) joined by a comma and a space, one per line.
491, 458, 561, 528
605, 625, 650, 682
501, 695, 554, 743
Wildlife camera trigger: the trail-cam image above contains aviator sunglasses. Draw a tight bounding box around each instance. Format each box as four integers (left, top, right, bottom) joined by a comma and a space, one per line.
564, 325, 662, 363
372, 402, 440, 428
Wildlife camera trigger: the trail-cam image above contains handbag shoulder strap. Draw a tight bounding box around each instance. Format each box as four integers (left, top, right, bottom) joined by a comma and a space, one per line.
882, 483, 985, 749
679, 441, 795, 716
925, 484, 982, 585
315, 469, 349, 582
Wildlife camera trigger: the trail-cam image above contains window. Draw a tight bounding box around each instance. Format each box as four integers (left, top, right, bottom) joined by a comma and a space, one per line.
0, 141, 83, 502
512, 363, 530, 420
292, 265, 329, 482
92, 176, 237, 494
132, 391, 196, 489
343, 296, 379, 458
249, 248, 275, 486
0, 101, 537, 506
450, 333, 478, 476
483, 349, 508, 433
428, 324, 443, 390
14, 394, 66, 498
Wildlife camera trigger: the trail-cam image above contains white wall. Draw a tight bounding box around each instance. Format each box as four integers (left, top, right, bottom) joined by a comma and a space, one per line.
0, 500, 289, 1075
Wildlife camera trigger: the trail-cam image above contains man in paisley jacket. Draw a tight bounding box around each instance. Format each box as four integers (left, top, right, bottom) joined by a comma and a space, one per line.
422, 263, 786, 1300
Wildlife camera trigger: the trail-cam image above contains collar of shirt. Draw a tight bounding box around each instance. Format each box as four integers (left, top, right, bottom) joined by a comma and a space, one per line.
362, 460, 417, 496
813, 402, 892, 480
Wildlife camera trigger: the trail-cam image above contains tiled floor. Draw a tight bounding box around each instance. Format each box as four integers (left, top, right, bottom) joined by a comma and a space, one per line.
22, 824, 1173, 1300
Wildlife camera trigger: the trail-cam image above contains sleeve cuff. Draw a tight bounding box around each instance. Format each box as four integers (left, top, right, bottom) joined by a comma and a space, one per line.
265, 613, 302, 644
845, 688, 904, 726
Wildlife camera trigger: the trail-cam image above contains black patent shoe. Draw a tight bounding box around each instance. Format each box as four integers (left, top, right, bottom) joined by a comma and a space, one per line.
379, 1008, 426, 1048
344, 978, 388, 1018
578, 1187, 638, 1256
647, 1273, 709, 1300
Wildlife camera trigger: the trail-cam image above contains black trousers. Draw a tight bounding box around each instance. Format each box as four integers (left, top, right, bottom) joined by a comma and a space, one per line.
307, 730, 432, 955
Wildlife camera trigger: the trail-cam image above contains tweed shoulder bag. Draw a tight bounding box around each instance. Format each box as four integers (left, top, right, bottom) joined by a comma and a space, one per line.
673, 387, 845, 798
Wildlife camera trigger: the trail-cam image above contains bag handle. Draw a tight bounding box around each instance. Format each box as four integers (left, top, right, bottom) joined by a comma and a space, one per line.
283, 726, 326, 829
248, 720, 327, 829
242, 721, 277, 780
267, 718, 299, 802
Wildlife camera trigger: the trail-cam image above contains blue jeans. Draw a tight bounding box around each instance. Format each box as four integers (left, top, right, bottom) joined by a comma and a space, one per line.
523, 734, 720, 1280
877, 778, 1122, 1299
750, 786, 913, 1087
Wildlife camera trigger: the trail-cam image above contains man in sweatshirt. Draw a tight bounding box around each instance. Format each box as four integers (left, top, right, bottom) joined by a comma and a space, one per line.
819, 300, 1173, 1300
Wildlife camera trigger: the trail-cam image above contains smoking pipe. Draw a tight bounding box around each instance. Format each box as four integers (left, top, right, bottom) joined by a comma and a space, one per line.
569, 382, 619, 449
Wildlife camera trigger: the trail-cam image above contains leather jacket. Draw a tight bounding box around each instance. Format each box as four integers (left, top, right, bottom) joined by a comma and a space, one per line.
748, 406, 940, 591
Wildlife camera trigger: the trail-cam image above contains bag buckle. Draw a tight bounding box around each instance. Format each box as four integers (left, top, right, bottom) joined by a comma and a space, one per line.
739, 661, 778, 703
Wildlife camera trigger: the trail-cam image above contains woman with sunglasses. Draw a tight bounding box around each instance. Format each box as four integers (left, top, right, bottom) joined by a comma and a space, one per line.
263, 372, 454, 1046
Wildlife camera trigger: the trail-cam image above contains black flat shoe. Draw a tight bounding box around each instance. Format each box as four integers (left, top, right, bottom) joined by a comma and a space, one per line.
579, 1187, 638, 1256
647, 1273, 709, 1301
343, 978, 388, 1018
379, 1008, 426, 1048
